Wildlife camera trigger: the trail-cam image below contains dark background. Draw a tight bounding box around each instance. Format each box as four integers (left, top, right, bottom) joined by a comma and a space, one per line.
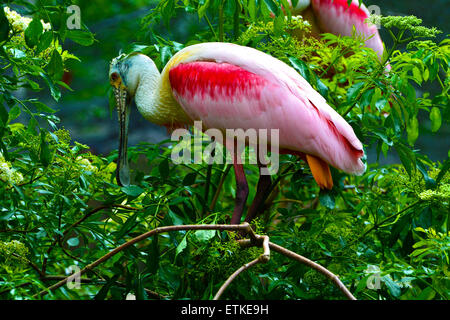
17, 0, 450, 163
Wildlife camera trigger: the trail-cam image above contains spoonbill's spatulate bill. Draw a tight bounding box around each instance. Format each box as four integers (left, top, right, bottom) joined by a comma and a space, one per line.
109, 42, 365, 224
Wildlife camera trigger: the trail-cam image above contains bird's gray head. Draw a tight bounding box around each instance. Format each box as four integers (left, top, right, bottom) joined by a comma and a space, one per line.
109, 52, 150, 98
109, 52, 154, 187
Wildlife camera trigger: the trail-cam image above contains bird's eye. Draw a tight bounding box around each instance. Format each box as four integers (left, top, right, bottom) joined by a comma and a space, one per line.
110, 72, 119, 82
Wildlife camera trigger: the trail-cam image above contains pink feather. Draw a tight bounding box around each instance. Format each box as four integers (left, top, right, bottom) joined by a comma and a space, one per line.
311, 0, 385, 60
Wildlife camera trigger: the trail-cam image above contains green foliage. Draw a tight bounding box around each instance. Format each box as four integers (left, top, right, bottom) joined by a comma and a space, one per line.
0, 0, 449, 300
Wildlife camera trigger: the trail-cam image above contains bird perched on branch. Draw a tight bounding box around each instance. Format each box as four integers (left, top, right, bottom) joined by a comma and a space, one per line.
289, 0, 385, 61
109, 42, 365, 224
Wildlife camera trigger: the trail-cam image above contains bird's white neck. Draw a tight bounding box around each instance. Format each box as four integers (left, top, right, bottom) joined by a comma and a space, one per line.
134, 65, 161, 121
130, 55, 190, 126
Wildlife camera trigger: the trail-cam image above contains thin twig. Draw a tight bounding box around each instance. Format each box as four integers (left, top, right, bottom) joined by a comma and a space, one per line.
10, 253, 46, 278
213, 257, 262, 300
214, 235, 270, 300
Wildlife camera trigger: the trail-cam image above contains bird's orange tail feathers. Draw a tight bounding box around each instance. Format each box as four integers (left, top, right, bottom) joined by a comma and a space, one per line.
306, 155, 333, 190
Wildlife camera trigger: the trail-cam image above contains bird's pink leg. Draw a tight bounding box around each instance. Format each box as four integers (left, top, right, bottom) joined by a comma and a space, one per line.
228, 139, 249, 225
230, 161, 249, 225
245, 164, 272, 223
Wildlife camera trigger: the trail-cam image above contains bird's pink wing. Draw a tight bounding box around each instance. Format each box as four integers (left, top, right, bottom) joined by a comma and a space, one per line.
168, 45, 365, 175
311, 0, 384, 60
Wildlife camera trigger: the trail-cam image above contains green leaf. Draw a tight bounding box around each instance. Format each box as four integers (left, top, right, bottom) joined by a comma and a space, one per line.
182, 172, 197, 185
406, 116, 419, 146
65, 30, 94, 46
161, 0, 175, 27
416, 161, 436, 189
248, 0, 257, 22
115, 212, 139, 239
40, 72, 61, 101
0, 101, 8, 127
417, 286, 436, 300
159, 158, 170, 180
429, 107, 441, 132
198, 0, 210, 19
347, 82, 365, 103
289, 57, 310, 84
39, 130, 51, 167
94, 275, 120, 300
279, 0, 292, 18
24, 79, 41, 91
193, 230, 216, 242
8, 106, 21, 122
375, 97, 388, 111
273, 12, 284, 36
394, 142, 416, 176
121, 185, 144, 197
319, 190, 335, 209
316, 77, 329, 99
0, 7, 10, 42
160, 46, 172, 66
47, 50, 64, 81
373, 130, 393, 146
31, 101, 56, 113
25, 17, 43, 48
175, 235, 187, 258
36, 31, 53, 54
382, 275, 401, 297
263, 0, 279, 16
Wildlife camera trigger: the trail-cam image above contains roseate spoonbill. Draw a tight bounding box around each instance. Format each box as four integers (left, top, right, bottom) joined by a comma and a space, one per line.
290, 0, 385, 61
109, 42, 365, 224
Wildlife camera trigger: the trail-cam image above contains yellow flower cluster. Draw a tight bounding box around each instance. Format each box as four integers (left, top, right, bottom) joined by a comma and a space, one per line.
418, 184, 450, 202
76, 156, 98, 173
0, 154, 24, 186
0, 240, 29, 267
4, 6, 51, 33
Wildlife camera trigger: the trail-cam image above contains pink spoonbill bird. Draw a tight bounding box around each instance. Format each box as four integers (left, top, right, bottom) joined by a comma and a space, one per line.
290, 0, 386, 62
109, 42, 366, 224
